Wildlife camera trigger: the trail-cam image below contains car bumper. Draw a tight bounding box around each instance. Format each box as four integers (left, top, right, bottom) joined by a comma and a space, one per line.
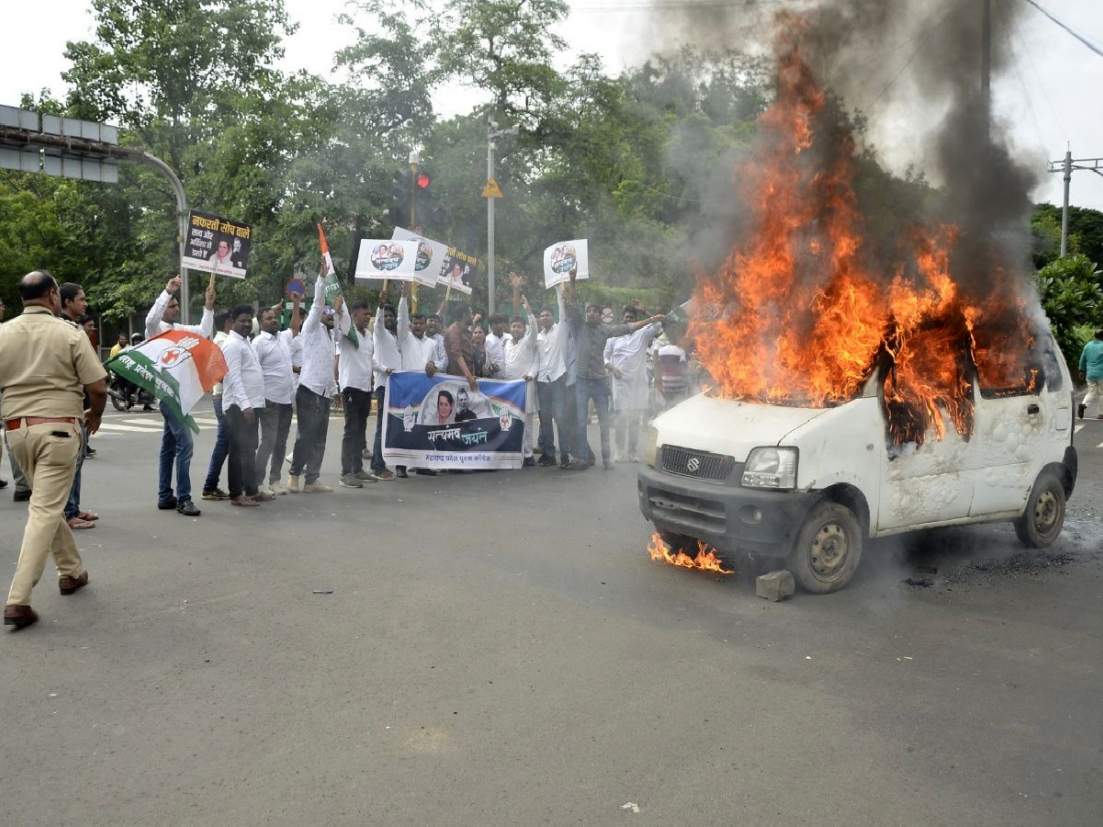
637, 466, 821, 557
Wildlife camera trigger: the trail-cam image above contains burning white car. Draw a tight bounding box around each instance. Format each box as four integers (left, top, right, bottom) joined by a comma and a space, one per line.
639, 332, 1078, 593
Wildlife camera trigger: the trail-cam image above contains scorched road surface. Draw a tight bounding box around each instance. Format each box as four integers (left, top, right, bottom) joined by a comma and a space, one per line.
1, 409, 1101, 825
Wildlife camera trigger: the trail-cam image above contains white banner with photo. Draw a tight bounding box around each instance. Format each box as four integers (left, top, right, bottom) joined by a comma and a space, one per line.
354, 239, 420, 281
543, 238, 590, 288
391, 227, 450, 288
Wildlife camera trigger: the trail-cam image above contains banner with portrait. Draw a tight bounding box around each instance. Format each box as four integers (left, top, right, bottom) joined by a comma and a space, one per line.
438, 246, 479, 295
542, 238, 590, 289
354, 239, 419, 281
391, 227, 450, 288
382, 371, 527, 470
182, 210, 253, 279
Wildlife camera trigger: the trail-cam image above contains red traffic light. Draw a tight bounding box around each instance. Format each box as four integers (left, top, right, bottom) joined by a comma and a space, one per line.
415, 172, 431, 190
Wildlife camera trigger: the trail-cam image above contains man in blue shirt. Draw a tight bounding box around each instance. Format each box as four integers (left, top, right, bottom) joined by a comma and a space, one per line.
1078, 329, 1103, 420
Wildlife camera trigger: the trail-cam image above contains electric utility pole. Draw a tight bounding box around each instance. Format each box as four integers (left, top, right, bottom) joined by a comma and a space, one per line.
1047, 149, 1103, 257
485, 119, 517, 316
981, 0, 992, 143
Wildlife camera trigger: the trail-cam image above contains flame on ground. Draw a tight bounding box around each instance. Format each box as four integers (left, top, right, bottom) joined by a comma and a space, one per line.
690, 15, 1040, 447
648, 532, 734, 575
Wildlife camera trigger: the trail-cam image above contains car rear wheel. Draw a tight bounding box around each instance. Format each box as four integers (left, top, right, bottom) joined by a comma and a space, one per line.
1013, 470, 1066, 548
787, 502, 863, 593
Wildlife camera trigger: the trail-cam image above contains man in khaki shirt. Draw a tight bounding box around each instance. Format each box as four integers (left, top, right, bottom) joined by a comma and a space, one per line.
0, 271, 107, 630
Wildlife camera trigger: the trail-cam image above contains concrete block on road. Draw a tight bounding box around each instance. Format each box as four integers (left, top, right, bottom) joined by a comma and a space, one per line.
756, 569, 795, 602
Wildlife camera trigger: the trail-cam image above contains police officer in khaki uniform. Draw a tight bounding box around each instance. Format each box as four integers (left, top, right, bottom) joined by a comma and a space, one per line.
1, 271, 107, 630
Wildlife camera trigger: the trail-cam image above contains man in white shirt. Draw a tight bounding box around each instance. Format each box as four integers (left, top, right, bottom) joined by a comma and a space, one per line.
535, 285, 570, 467
426, 312, 447, 365
288, 272, 349, 493
219, 305, 270, 506
484, 314, 508, 376
201, 311, 232, 501
338, 301, 376, 488
396, 288, 443, 476
145, 274, 216, 517
500, 275, 539, 465
604, 307, 662, 462
370, 287, 401, 481
396, 293, 442, 376
252, 296, 300, 495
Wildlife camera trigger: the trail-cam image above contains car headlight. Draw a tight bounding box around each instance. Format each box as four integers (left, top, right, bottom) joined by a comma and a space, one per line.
741, 447, 798, 490
643, 425, 660, 468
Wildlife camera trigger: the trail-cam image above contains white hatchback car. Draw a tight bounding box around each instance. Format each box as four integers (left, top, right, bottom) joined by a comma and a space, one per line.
638, 331, 1079, 593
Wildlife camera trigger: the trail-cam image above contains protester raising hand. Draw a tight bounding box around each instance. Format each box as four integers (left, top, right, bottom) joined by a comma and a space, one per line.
204, 273, 217, 310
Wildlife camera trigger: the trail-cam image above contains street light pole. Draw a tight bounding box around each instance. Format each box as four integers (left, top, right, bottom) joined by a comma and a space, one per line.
137, 151, 189, 322
486, 119, 517, 316
487, 126, 495, 315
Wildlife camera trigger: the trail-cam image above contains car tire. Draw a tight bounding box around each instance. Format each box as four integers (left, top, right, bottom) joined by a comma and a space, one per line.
787, 501, 863, 594
1013, 470, 1066, 548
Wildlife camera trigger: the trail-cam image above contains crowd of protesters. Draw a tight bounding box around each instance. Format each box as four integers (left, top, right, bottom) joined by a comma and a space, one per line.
0, 264, 697, 628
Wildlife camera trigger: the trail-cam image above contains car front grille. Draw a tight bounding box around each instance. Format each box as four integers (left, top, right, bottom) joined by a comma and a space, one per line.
660, 445, 735, 482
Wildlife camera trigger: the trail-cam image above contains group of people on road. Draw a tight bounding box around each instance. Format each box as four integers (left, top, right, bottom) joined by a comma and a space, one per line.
185, 266, 669, 509
0, 262, 679, 629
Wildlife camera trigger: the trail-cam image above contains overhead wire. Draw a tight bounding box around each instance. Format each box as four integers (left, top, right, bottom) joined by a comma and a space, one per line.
1020, 0, 1103, 60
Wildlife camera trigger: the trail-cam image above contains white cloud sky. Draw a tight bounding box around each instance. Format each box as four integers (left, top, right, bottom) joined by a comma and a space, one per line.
3, 0, 1102, 210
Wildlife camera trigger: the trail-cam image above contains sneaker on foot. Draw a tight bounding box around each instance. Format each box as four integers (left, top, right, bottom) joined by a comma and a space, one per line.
339, 474, 364, 489
523, 456, 535, 467
371, 469, 395, 481
253, 491, 276, 502
537, 455, 556, 467
176, 498, 201, 516
157, 496, 178, 510
231, 495, 259, 507
354, 470, 378, 482
202, 488, 229, 501
396, 467, 408, 478
303, 481, 334, 493
286, 474, 301, 493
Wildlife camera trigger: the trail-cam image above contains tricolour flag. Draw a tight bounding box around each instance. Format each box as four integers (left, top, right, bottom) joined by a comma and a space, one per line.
104, 330, 227, 432
318, 221, 359, 348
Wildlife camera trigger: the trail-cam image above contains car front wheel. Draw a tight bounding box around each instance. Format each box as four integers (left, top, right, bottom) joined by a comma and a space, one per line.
787, 501, 864, 593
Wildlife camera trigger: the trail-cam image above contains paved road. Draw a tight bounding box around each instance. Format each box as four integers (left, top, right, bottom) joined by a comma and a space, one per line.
2, 408, 1101, 825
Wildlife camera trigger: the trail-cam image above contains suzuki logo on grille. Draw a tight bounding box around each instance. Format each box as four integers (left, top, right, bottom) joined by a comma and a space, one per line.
686, 457, 701, 473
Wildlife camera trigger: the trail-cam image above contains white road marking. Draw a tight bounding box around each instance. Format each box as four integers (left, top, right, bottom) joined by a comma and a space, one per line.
1075, 425, 1085, 434
98, 422, 163, 433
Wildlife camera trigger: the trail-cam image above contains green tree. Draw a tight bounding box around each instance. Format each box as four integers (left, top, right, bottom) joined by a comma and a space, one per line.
1035, 254, 1103, 375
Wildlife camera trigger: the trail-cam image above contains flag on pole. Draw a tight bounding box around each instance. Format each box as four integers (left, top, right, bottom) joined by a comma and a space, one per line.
317, 222, 358, 347
104, 331, 227, 433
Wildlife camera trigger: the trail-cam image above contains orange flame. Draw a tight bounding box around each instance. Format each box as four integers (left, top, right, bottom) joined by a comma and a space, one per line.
647, 532, 734, 575
690, 19, 1039, 446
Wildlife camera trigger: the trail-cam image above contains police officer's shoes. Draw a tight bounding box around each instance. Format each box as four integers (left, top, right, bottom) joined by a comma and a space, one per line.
3, 605, 37, 630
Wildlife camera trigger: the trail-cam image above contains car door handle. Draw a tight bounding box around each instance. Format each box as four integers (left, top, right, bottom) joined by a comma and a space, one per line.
1027, 403, 1040, 415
